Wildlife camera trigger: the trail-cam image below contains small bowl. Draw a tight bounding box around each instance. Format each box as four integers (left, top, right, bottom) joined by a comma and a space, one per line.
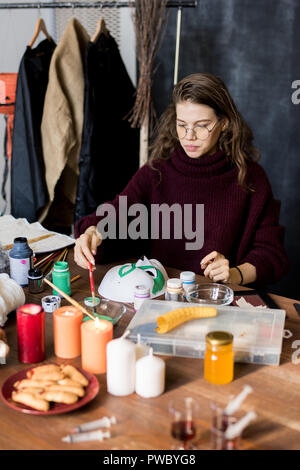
82, 298, 126, 325
186, 283, 234, 306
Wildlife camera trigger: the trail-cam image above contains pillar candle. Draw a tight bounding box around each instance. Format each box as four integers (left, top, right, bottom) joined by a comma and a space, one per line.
106, 330, 136, 396
17, 304, 45, 363
135, 348, 165, 398
53, 306, 83, 359
81, 318, 113, 374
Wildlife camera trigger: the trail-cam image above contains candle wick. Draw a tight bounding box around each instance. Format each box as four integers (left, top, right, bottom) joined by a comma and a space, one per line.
122, 330, 130, 339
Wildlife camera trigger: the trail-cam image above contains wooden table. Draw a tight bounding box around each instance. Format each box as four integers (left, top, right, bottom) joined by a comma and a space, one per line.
1, 250, 300, 450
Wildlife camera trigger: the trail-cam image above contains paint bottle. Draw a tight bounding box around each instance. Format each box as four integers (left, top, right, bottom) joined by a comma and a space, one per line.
52, 261, 71, 297
180, 271, 196, 297
165, 278, 185, 302
9, 237, 33, 286
28, 268, 44, 294
134, 285, 150, 311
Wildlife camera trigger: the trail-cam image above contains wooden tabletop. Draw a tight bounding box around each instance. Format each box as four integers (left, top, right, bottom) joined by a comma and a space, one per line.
1, 250, 300, 450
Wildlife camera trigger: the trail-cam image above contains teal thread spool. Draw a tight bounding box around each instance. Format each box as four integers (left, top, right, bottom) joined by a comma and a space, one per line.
52, 261, 71, 297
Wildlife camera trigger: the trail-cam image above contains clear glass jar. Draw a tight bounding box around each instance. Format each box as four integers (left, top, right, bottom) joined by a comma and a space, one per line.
165, 278, 185, 302
204, 331, 234, 385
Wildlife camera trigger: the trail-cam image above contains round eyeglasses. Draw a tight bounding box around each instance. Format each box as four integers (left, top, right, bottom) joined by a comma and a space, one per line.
176, 119, 220, 141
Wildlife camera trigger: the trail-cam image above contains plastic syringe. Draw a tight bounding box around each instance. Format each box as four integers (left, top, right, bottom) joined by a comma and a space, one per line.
224, 411, 257, 440
62, 430, 111, 443
71, 416, 116, 433
224, 385, 253, 415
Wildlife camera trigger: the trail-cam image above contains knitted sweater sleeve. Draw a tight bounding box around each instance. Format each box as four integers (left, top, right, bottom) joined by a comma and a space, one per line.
74, 163, 153, 263
237, 163, 289, 285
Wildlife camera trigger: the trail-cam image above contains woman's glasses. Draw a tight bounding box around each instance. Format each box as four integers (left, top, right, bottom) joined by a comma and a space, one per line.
176, 119, 220, 141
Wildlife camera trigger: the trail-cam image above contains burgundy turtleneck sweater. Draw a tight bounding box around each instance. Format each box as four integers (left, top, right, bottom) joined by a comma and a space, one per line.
75, 147, 289, 286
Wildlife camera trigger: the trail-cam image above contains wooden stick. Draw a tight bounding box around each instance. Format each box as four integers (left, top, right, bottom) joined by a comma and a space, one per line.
71, 275, 80, 284
34, 252, 55, 268
56, 248, 68, 263
34, 250, 62, 268
62, 249, 68, 262
4, 233, 55, 250
43, 277, 96, 321
42, 248, 66, 275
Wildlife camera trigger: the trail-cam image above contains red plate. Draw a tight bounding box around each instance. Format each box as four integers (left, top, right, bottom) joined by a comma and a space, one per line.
0, 366, 100, 415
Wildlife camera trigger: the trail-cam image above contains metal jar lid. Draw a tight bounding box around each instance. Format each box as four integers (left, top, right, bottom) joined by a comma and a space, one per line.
206, 331, 233, 346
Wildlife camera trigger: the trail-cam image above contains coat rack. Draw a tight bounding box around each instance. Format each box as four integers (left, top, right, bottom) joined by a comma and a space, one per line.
0, 2, 197, 9
0, 0, 197, 166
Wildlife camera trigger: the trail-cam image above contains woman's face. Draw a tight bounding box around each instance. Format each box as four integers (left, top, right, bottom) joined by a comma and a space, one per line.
176, 101, 224, 159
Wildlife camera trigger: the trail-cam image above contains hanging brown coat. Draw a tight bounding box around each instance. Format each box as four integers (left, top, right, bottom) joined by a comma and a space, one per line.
40, 18, 89, 230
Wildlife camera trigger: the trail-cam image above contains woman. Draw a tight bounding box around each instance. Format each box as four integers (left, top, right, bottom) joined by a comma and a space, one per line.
74, 73, 289, 286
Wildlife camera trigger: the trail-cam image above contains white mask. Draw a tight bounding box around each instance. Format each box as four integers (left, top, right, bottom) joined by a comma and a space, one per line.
98, 256, 168, 303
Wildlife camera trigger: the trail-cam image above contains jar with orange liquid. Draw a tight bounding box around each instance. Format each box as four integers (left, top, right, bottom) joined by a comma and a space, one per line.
204, 331, 234, 385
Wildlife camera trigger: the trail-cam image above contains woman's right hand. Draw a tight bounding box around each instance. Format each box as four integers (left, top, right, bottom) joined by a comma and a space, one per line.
74, 225, 102, 270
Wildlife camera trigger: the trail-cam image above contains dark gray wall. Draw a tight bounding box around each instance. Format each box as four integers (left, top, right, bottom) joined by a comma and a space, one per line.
152, 0, 300, 300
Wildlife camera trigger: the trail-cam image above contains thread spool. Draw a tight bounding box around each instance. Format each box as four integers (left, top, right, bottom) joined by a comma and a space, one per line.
0, 273, 25, 327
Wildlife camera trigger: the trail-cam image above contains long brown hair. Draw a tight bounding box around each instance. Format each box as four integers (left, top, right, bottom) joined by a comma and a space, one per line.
148, 73, 260, 191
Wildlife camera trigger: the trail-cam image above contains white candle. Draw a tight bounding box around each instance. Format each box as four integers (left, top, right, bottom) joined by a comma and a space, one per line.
135, 333, 150, 360
135, 348, 165, 398
106, 330, 136, 396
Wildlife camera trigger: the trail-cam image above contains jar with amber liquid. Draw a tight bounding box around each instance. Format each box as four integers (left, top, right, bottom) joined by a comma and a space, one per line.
204, 331, 234, 385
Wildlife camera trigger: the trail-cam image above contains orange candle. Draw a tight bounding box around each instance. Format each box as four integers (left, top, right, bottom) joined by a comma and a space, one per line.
81, 318, 113, 374
53, 306, 83, 359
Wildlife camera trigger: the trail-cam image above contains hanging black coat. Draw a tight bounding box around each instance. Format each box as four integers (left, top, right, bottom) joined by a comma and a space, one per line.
11, 39, 56, 222
74, 33, 139, 223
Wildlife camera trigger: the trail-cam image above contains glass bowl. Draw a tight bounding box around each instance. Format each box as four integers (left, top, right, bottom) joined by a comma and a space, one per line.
82, 298, 126, 325
186, 283, 234, 306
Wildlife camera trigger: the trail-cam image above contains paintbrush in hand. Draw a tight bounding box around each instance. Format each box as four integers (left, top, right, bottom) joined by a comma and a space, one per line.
88, 261, 96, 308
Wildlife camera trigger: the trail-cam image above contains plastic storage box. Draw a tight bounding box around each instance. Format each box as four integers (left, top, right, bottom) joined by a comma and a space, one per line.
127, 300, 286, 365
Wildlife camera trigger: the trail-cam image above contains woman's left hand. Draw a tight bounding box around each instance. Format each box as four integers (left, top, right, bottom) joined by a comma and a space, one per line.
200, 251, 231, 283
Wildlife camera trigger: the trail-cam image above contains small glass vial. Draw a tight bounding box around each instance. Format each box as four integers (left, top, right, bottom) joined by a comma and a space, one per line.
134, 285, 150, 311
211, 415, 240, 450
41, 295, 61, 313
28, 268, 44, 294
52, 261, 71, 297
165, 278, 185, 302
210, 402, 238, 450
84, 296, 101, 315
180, 271, 195, 297
204, 331, 234, 385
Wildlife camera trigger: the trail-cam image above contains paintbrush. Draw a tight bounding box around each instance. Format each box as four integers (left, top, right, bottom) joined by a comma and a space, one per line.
43, 277, 96, 321
34, 250, 62, 268
42, 248, 67, 276
88, 261, 96, 308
